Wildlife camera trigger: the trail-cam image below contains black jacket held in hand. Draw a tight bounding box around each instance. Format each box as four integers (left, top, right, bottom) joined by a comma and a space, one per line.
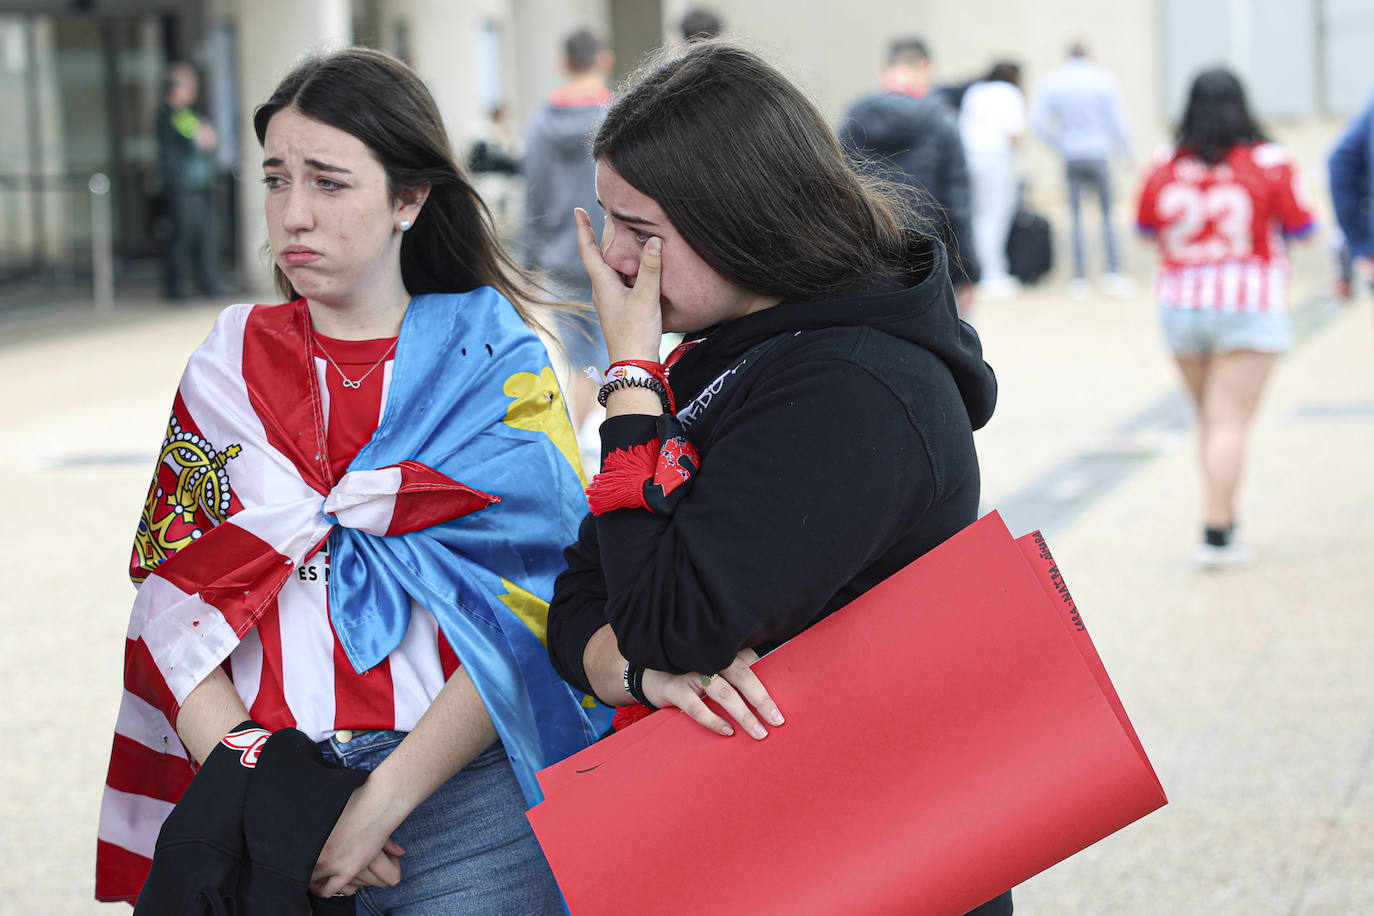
134, 723, 365, 916
547, 234, 997, 687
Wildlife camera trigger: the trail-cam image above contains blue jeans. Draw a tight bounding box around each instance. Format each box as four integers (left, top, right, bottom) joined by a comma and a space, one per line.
1066, 157, 1120, 277
318, 731, 565, 915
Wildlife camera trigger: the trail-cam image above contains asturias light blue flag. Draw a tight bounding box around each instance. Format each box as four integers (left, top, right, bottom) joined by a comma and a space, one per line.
329, 289, 609, 804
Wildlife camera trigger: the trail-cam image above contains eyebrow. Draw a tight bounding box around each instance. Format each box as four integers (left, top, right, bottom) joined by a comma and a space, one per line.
261, 156, 353, 175
598, 198, 660, 229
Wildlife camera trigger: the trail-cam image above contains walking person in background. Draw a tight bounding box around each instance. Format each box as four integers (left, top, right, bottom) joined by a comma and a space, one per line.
523, 27, 616, 462
98, 47, 602, 912
157, 61, 221, 300
1032, 41, 1135, 301
1136, 68, 1314, 569
1327, 88, 1374, 297
959, 61, 1026, 301
840, 36, 981, 316
545, 40, 1008, 915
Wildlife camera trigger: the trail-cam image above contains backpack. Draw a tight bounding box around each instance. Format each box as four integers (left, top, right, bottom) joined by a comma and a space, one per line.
1006, 207, 1053, 284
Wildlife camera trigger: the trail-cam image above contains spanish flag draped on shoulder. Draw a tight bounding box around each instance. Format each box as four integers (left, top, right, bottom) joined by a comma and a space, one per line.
96, 290, 607, 903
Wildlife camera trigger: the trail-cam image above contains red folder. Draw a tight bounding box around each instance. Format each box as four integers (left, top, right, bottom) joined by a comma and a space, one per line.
528, 512, 1166, 915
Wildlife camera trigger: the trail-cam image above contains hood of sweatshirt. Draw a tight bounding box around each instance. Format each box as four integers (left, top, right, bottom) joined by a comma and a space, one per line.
842, 91, 953, 155
670, 233, 997, 430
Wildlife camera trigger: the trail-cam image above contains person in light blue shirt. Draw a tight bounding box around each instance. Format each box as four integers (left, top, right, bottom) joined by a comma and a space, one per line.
1031, 42, 1134, 299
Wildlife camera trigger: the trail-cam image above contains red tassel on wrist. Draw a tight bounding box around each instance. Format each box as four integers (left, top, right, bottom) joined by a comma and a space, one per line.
586, 440, 659, 514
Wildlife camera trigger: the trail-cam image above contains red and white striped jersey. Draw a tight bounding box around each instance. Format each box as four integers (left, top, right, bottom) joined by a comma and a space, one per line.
1136, 141, 1314, 313
229, 332, 461, 739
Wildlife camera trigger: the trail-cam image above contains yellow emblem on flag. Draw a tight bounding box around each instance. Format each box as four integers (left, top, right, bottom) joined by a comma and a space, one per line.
502, 367, 585, 485
498, 577, 550, 646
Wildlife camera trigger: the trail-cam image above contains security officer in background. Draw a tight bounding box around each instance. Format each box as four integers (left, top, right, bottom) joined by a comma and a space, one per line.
157, 61, 221, 300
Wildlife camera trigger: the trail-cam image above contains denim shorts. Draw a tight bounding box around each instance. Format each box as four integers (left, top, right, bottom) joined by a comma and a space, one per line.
318, 731, 564, 915
1159, 306, 1292, 356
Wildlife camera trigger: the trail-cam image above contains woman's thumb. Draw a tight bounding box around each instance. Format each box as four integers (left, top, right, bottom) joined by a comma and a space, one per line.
636, 237, 663, 285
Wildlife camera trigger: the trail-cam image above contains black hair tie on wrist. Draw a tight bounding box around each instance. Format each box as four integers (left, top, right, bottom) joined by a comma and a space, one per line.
621, 662, 658, 709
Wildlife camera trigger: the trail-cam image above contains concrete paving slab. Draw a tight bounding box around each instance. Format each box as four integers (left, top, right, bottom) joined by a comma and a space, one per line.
1009, 297, 1374, 914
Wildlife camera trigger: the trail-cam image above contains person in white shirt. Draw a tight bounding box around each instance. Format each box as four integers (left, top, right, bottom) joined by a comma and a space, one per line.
959, 61, 1026, 300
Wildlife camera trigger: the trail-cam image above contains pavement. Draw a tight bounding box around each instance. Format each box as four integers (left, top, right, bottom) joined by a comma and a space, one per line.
1, 232, 1371, 913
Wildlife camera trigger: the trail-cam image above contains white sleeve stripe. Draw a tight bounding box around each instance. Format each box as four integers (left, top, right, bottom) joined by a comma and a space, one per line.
98, 786, 175, 859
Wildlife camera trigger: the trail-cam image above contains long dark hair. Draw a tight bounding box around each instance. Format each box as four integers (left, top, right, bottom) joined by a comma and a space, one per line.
1177, 67, 1268, 165
253, 47, 548, 328
593, 41, 915, 301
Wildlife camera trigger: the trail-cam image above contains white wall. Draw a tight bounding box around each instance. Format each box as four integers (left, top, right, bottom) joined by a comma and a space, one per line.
669, 0, 1163, 210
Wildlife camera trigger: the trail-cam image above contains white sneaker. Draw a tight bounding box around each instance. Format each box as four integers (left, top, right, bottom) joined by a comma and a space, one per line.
1101, 273, 1136, 300
1067, 277, 1091, 301
1195, 541, 1254, 570
979, 276, 1020, 302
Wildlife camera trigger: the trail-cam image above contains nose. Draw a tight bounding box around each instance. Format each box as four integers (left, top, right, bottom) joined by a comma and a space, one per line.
602, 230, 641, 283
280, 185, 313, 233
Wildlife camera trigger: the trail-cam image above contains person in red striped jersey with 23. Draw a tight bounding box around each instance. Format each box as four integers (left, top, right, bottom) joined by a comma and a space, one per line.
1136, 67, 1315, 569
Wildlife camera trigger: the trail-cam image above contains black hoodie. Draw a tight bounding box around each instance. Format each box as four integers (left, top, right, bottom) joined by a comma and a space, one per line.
839, 91, 981, 286
547, 235, 997, 684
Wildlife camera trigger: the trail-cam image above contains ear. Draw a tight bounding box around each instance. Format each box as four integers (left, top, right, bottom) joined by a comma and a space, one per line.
395, 182, 431, 225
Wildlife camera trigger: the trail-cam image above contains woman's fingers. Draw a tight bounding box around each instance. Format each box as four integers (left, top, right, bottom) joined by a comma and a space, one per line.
642, 669, 733, 736
701, 674, 769, 740
726, 649, 785, 727
312, 882, 358, 899
641, 662, 784, 741
673, 684, 737, 737
573, 207, 619, 289
573, 206, 598, 267
630, 236, 662, 303
353, 849, 402, 887
599, 213, 615, 255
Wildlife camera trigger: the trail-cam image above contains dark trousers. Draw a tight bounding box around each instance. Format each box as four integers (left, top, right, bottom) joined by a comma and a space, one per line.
165, 187, 218, 298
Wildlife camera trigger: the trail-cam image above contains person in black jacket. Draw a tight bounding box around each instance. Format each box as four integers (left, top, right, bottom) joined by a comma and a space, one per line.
546, 40, 1009, 916
839, 37, 980, 315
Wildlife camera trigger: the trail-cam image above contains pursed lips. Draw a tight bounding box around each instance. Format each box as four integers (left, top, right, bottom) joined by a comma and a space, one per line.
281, 245, 322, 267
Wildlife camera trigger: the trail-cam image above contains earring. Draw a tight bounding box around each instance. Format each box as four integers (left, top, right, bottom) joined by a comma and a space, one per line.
398, 218, 412, 232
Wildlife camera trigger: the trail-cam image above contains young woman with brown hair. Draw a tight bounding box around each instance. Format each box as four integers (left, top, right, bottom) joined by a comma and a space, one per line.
98, 47, 601, 913
546, 41, 1009, 915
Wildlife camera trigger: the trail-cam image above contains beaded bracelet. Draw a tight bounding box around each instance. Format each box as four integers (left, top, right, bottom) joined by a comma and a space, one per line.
622, 661, 658, 709
597, 376, 673, 413
607, 359, 676, 413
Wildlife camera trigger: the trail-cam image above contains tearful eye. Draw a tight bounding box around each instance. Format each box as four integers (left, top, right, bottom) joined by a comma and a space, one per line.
634, 231, 650, 243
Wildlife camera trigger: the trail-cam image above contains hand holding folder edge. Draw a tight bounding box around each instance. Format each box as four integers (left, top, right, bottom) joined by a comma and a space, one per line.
528, 512, 1167, 916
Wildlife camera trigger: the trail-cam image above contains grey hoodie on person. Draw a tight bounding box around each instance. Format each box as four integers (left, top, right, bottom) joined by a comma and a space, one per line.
522, 98, 606, 289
